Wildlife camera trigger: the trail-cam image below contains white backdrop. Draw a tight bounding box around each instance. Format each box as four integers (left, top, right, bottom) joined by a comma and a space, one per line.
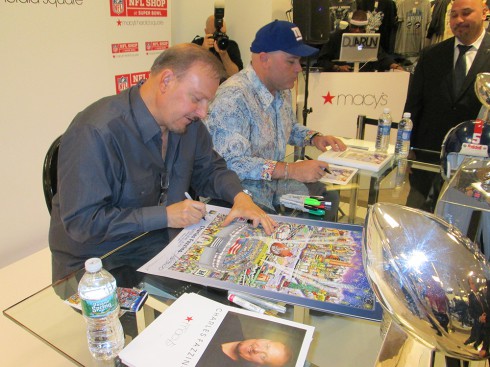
0, 0, 293, 269
0, 0, 170, 267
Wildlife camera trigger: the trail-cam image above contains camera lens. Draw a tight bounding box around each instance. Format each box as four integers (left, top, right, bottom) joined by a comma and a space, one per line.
217, 36, 229, 50
213, 31, 229, 51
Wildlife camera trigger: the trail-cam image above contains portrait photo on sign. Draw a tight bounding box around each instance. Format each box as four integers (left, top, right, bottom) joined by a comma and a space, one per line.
196, 311, 307, 367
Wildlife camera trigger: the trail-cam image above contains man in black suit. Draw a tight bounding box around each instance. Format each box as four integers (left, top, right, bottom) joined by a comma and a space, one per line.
404, 0, 490, 211
405, 0, 490, 153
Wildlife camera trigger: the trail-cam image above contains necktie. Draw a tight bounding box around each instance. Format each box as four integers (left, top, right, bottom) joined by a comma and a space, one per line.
453, 44, 472, 94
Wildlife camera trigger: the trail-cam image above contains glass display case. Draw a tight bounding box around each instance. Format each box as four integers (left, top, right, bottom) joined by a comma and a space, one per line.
435, 157, 490, 254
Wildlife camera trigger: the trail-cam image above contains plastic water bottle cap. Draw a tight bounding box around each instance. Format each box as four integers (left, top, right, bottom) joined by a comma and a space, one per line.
383, 108, 390, 113
403, 112, 411, 118
85, 258, 102, 273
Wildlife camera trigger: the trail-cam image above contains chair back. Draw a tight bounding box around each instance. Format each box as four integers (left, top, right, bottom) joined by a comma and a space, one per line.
43, 135, 62, 213
356, 115, 399, 140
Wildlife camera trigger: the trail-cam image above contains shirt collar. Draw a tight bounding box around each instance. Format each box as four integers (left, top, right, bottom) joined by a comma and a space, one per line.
243, 65, 284, 110
129, 82, 161, 144
455, 28, 486, 51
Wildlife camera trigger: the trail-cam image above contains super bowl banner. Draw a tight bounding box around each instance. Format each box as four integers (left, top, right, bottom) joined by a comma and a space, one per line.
110, 0, 168, 17
109, 0, 171, 93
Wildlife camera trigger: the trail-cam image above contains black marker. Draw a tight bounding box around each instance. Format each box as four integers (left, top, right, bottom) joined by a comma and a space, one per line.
305, 155, 331, 174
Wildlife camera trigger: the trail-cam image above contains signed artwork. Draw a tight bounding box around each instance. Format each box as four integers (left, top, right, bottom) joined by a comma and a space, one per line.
139, 206, 381, 321
319, 164, 358, 185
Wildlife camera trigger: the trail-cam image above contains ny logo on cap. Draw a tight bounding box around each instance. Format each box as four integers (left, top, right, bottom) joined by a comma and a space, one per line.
291, 26, 303, 41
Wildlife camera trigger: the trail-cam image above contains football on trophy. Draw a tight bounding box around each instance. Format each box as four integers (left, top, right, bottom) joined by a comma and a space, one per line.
363, 203, 490, 360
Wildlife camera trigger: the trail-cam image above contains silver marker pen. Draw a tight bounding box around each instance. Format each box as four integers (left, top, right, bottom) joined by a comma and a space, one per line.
228, 294, 265, 314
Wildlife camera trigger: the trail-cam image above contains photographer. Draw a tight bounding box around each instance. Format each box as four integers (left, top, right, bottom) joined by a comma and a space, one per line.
192, 15, 243, 78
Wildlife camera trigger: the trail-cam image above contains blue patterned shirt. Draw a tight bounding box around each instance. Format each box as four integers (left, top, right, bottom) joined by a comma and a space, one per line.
204, 65, 318, 211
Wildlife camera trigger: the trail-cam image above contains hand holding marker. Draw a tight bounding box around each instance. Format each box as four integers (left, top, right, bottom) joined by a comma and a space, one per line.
305, 154, 331, 174
185, 191, 208, 220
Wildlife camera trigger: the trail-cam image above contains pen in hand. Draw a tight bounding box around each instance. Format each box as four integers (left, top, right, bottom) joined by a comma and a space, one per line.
185, 191, 208, 221
305, 155, 331, 174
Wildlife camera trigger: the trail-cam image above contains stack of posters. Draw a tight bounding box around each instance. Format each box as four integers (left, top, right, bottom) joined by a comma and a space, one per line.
118, 293, 314, 367
139, 205, 381, 321
319, 147, 393, 172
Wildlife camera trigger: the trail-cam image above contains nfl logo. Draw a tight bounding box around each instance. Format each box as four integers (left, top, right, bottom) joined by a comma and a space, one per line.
117, 76, 129, 91
112, 0, 124, 15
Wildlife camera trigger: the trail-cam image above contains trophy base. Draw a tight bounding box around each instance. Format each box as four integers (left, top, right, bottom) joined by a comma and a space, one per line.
375, 322, 487, 367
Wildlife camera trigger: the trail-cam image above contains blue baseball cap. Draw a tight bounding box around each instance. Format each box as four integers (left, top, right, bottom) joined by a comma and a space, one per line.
250, 20, 318, 57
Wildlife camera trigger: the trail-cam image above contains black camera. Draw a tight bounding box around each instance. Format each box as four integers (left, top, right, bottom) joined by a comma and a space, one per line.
213, 6, 229, 51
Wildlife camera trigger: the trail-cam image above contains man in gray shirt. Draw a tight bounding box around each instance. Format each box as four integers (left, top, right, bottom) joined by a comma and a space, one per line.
49, 44, 276, 281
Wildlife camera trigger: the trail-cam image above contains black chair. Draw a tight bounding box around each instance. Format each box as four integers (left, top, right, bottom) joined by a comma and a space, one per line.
43, 135, 62, 213
356, 114, 398, 140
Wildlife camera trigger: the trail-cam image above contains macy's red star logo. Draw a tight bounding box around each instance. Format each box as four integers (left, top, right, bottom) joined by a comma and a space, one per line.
186, 316, 193, 322
322, 92, 335, 104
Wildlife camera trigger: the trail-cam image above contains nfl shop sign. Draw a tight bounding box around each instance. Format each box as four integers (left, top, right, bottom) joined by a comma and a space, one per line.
115, 71, 150, 94
112, 42, 139, 54
110, 0, 167, 17
145, 41, 169, 52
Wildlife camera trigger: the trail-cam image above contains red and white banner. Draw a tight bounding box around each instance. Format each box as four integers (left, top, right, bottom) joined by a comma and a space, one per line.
110, 0, 168, 17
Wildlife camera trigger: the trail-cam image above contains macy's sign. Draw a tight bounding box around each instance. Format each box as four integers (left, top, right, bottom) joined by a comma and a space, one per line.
322, 90, 389, 109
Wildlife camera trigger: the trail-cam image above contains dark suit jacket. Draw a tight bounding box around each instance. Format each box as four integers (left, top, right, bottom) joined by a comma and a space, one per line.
404, 32, 490, 151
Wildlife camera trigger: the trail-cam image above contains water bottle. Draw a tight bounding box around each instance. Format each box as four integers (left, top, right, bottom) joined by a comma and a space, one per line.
395, 112, 413, 159
393, 158, 408, 198
78, 258, 124, 360
375, 108, 392, 153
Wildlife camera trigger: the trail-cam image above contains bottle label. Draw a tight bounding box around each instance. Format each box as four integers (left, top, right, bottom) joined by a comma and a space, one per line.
380, 125, 391, 135
81, 293, 118, 318
396, 129, 403, 141
401, 130, 411, 141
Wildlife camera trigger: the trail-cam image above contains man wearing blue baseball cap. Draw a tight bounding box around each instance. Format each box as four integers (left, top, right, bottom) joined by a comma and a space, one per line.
204, 20, 346, 219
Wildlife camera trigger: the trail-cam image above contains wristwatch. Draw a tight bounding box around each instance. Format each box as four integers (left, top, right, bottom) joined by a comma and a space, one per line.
242, 189, 253, 198
310, 132, 323, 145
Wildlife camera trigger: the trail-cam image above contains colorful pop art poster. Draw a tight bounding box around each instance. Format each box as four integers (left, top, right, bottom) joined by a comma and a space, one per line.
139, 205, 382, 321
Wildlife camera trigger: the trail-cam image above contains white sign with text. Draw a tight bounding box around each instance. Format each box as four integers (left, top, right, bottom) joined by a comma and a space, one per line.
298, 71, 410, 140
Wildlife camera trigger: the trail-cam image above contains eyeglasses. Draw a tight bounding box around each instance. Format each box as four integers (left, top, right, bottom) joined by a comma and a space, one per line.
158, 169, 169, 206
